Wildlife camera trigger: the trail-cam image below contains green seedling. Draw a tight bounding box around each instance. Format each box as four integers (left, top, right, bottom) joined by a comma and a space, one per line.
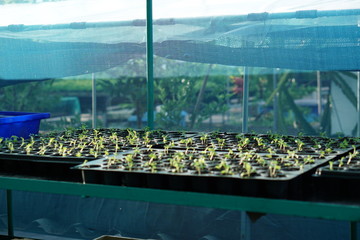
339, 157, 345, 168
125, 154, 134, 171
286, 150, 299, 159
75, 151, 82, 158
241, 162, 255, 178
192, 156, 207, 174
7, 141, 14, 153
206, 147, 216, 160
237, 137, 250, 149
25, 143, 32, 155
268, 161, 281, 178
170, 153, 185, 173
133, 147, 141, 156
266, 147, 276, 158
339, 139, 349, 149
38, 145, 47, 155
215, 160, 233, 175
347, 145, 359, 165
20, 137, 25, 148
319, 150, 326, 158
295, 139, 304, 151
254, 137, 264, 147
200, 133, 209, 145
216, 138, 226, 149
303, 156, 315, 164
148, 152, 157, 164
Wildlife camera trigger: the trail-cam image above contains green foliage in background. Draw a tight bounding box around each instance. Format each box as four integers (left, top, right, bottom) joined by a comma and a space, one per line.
0, 80, 60, 112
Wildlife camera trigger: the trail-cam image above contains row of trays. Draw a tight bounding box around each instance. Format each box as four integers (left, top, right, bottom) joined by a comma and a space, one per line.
0, 128, 359, 201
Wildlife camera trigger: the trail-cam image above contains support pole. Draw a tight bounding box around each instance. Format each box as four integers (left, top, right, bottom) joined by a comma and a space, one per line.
357, 72, 360, 137
190, 64, 213, 129
146, 0, 154, 130
6, 190, 14, 238
351, 221, 358, 240
92, 73, 97, 128
273, 69, 279, 132
317, 71, 322, 116
242, 67, 250, 133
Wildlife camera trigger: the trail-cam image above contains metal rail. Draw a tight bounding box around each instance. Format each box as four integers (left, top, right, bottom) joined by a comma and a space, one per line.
1, 176, 359, 239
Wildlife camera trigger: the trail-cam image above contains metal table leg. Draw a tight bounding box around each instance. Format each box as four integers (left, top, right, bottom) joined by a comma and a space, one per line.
6, 189, 14, 238
351, 221, 358, 240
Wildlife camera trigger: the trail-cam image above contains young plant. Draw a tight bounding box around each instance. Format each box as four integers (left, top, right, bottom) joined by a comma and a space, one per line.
162, 135, 168, 144
216, 138, 226, 149
20, 137, 25, 148
143, 131, 151, 145
254, 137, 264, 147
286, 150, 299, 159
164, 140, 175, 154
319, 150, 326, 159
25, 143, 33, 155
115, 142, 120, 154
241, 162, 255, 178
339, 157, 345, 168
200, 133, 209, 145
266, 147, 276, 158
147, 144, 153, 152
347, 145, 359, 165
206, 147, 216, 161
7, 141, 14, 153
148, 152, 157, 164
133, 147, 141, 156
339, 139, 349, 149
237, 137, 250, 149
75, 151, 82, 158
268, 161, 281, 178
192, 156, 207, 174
38, 145, 47, 155
277, 139, 288, 151
170, 152, 185, 173
125, 154, 134, 171
295, 139, 304, 152
303, 155, 315, 164
215, 160, 233, 175
89, 148, 98, 158
325, 147, 333, 155
256, 155, 267, 167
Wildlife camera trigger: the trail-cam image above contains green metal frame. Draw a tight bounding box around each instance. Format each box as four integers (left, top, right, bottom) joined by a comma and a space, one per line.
1, 176, 360, 220
146, 0, 154, 130
1, 175, 360, 239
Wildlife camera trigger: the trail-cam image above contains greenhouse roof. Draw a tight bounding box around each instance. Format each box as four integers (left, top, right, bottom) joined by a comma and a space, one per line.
0, 0, 360, 84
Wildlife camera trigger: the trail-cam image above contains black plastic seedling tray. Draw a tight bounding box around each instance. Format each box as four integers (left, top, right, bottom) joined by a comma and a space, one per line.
0, 129, 197, 181
313, 155, 360, 202
74, 147, 343, 199
0, 153, 86, 181
0, 128, 358, 199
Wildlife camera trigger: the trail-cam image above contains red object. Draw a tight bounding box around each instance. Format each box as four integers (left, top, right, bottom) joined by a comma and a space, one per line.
231, 76, 243, 94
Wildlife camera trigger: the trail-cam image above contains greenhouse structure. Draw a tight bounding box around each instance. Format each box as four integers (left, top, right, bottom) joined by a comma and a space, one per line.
0, 0, 360, 239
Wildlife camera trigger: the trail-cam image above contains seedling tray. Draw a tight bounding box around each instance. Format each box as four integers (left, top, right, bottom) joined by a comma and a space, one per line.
0, 129, 196, 181
313, 153, 360, 202
0, 128, 358, 199
75, 147, 342, 199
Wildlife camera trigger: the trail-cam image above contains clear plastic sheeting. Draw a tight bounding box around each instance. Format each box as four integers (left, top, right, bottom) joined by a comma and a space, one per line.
0, 191, 359, 240
0, 0, 359, 82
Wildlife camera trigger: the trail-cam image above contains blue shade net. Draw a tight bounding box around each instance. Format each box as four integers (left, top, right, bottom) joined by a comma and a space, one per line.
0, 0, 359, 87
